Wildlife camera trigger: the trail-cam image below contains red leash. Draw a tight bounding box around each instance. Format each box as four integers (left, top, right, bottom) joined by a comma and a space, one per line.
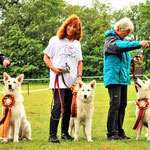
132, 59, 138, 92
51, 75, 63, 120
132, 59, 149, 131
51, 74, 78, 120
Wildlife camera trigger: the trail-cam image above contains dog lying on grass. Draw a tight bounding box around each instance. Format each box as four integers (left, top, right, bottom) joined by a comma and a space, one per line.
134, 77, 150, 140
69, 80, 96, 142
1, 72, 31, 142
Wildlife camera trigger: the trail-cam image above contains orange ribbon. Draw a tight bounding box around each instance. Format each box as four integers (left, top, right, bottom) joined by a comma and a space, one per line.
0, 94, 15, 137
133, 98, 149, 131
71, 83, 78, 117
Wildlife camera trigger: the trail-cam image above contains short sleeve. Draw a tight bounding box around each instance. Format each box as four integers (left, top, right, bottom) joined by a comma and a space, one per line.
43, 36, 56, 58
78, 42, 83, 61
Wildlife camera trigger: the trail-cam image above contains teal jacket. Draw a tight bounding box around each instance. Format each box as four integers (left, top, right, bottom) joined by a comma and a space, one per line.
103, 29, 141, 87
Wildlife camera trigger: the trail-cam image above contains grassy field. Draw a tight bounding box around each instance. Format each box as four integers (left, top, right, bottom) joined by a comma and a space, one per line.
0, 82, 150, 150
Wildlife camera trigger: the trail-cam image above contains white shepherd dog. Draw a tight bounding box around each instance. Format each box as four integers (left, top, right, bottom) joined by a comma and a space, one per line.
1, 72, 31, 142
134, 77, 150, 140
69, 80, 96, 142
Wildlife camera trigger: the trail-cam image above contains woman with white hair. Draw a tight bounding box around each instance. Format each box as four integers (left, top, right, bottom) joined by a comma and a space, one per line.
103, 17, 150, 140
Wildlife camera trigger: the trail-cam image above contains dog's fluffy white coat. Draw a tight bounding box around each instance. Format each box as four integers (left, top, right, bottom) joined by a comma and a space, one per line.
2, 72, 31, 142
134, 78, 150, 140
69, 80, 96, 142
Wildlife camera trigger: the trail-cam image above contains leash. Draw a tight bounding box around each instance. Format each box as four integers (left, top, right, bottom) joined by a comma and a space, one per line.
61, 74, 78, 117
50, 75, 63, 120
132, 59, 138, 92
51, 73, 78, 120
61, 74, 71, 89
132, 59, 149, 131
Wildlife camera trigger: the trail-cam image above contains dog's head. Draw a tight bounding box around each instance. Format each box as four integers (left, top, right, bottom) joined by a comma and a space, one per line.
77, 80, 96, 103
3, 72, 24, 94
134, 77, 150, 98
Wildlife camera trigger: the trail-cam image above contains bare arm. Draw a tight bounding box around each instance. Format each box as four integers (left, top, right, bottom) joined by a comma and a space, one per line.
43, 54, 62, 75
77, 60, 83, 80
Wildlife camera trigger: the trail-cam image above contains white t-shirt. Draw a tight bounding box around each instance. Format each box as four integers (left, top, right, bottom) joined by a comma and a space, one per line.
43, 36, 83, 89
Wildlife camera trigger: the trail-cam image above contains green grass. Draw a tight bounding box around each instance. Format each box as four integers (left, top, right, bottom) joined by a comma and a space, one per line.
0, 83, 150, 150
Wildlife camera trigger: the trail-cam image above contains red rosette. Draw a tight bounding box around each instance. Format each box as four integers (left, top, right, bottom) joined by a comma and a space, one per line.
136, 97, 149, 110
71, 83, 78, 95
133, 97, 149, 131
2, 94, 15, 109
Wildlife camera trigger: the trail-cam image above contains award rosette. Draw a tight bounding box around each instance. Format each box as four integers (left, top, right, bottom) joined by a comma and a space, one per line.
71, 83, 78, 95
0, 94, 15, 137
2, 94, 15, 109
71, 83, 78, 117
133, 98, 149, 131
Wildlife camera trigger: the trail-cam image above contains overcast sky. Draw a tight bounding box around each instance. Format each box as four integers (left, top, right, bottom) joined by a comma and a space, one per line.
65, 0, 146, 10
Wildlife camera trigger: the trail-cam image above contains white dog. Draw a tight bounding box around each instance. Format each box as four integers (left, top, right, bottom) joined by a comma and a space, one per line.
134, 77, 150, 140
1, 72, 31, 142
69, 80, 96, 142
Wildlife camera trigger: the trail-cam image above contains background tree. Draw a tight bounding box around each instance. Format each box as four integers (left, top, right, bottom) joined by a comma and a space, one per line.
0, 0, 150, 79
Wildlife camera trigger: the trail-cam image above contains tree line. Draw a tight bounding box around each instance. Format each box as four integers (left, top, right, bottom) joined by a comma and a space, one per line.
0, 0, 150, 79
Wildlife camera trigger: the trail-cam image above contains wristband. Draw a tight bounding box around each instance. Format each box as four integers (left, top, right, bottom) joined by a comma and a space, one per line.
78, 75, 82, 78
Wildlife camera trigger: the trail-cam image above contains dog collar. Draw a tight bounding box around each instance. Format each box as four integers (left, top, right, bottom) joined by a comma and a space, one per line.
2, 94, 15, 109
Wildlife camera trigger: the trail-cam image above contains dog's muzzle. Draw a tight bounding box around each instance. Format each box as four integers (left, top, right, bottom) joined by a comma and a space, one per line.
134, 78, 141, 88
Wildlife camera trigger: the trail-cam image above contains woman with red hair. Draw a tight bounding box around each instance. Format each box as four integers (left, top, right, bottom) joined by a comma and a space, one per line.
43, 14, 83, 143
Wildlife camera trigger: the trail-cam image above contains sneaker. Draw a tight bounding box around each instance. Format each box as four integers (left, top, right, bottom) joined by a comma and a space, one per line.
119, 134, 130, 140
49, 134, 60, 143
61, 132, 74, 141
107, 135, 122, 140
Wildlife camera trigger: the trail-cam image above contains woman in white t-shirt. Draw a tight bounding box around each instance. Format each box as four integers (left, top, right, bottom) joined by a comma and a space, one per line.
43, 14, 83, 143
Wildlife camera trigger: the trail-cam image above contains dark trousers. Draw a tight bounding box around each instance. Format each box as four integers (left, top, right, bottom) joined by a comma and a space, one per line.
49, 89, 73, 135
107, 84, 127, 137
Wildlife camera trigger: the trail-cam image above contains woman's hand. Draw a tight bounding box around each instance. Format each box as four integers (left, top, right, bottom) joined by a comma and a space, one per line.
3, 59, 10, 67
140, 41, 150, 48
134, 56, 144, 62
51, 67, 62, 75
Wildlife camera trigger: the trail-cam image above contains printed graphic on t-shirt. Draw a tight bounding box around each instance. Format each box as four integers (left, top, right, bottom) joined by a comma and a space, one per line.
59, 45, 77, 58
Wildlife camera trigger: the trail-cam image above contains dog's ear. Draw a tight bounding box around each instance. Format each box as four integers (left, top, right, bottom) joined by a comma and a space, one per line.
90, 80, 96, 89
3, 72, 10, 81
77, 80, 83, 89
17, 74, 24, 83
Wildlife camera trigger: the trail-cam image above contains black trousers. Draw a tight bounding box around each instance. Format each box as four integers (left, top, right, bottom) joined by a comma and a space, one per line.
107, 84, 127, 137
49, 89, 73, 135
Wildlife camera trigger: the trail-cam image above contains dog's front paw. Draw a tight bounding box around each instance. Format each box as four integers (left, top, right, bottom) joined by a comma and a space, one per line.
136, 137, 140, 140
13, 139, 19, 142
147, 137, 150, 141
74, 138, 78, 141
87, 138, 93, 142
1, 139, 8, 143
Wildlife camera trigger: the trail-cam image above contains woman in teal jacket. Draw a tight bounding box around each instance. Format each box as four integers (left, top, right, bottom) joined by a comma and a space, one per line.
103, 17, 150, 140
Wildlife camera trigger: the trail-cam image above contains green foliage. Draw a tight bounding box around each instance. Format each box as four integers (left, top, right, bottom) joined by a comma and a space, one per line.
0, 24, 45, 78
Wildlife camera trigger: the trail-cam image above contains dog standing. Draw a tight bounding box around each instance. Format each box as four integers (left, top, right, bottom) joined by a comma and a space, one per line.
1, 72, 31, 142
134, 77, 150, 140
69, 80, 96, 142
